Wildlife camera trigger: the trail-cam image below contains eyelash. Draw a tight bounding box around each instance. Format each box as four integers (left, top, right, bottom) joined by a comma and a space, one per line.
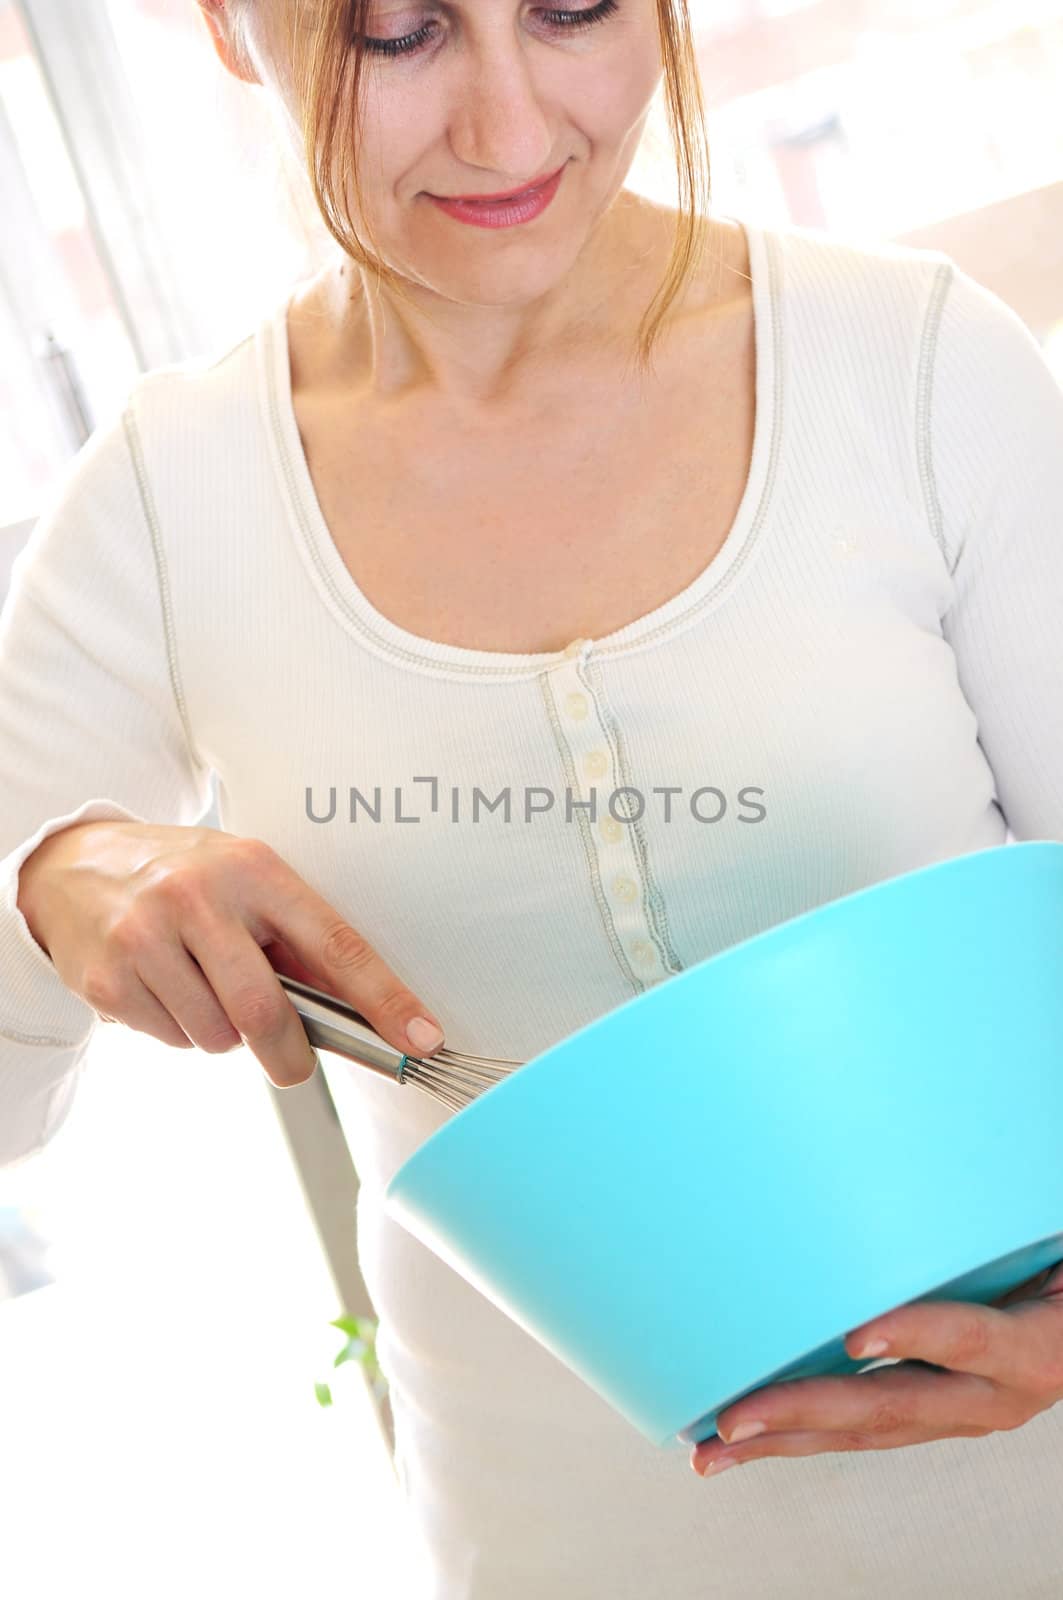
362, 0, 620, 59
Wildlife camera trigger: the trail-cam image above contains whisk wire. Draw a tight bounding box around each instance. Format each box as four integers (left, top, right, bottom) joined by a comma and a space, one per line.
277, 974, 525, 1111
401, 1047, 518, 1110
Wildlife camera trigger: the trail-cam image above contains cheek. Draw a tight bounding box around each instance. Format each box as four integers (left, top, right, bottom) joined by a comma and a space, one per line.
568, 46, 663, 140
335, 112, 423, 221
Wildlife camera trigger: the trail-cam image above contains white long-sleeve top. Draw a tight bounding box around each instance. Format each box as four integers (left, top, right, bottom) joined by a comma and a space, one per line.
2, 216, 1063, 1598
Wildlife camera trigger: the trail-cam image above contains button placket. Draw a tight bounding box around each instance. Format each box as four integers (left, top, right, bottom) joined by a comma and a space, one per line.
552, 640, 664, 983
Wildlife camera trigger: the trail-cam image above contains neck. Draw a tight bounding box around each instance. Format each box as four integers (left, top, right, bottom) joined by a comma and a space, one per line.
305, 193, 725, 415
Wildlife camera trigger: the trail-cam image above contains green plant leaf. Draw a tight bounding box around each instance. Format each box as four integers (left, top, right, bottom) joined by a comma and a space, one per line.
314, 1382, 333, 1407
318, 1313, 384, 1396
330, 1314, 378, 1339
334, 1338, 367, 1369
330, 1314, 361, 1337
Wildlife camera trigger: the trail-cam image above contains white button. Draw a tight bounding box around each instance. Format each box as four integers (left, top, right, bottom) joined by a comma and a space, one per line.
584, 749, 608, 779
599, 816, 623, 844
562, 637, 591, 660
565, 691, 588, 721
630, 939, 657, 967
613, 874, 638, 903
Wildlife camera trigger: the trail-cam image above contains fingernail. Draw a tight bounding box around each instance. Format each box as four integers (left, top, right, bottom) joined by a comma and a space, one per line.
727, 1419, 766, 1443
854, 1337, 889, 1359
407, 1016, 445, 1052
701, 1453, 739, 1477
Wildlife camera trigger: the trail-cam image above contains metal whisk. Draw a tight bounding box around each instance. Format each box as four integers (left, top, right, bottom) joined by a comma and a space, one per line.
278, 975, 524, 1112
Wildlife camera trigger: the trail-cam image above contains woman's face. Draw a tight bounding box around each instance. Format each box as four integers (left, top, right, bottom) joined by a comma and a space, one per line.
240, 0, 665, 307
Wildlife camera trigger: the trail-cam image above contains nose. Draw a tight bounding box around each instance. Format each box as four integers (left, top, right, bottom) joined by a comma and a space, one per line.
447, 34, 555, 188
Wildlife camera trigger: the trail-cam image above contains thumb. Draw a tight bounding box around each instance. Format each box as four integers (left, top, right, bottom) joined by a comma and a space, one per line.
989, 1259, 1063, 1309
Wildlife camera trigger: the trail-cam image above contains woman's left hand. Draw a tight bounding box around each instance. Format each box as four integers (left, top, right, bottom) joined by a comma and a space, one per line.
693, 1258, 1063, 1478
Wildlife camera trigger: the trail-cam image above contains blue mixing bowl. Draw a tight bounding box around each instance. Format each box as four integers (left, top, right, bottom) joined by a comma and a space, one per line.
384, 842, 1063, 1451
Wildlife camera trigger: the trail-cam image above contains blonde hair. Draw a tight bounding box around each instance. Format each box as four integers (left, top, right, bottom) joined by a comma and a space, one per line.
231, 0, 715, 379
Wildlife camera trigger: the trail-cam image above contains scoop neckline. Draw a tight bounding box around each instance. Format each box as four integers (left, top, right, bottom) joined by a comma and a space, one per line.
260, 215, 779, 683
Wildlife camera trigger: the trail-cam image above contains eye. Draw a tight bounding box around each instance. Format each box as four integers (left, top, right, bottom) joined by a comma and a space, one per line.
362, 0, 620, 60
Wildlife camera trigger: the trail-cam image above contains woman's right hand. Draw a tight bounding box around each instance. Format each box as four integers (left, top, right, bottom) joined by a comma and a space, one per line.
14, 818, 446, 1087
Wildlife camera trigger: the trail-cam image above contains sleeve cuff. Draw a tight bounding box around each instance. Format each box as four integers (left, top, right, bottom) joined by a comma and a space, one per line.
0, 797, 148, 1047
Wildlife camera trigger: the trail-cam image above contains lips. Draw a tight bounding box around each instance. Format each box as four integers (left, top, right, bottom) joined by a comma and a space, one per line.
436, 164, 565, 204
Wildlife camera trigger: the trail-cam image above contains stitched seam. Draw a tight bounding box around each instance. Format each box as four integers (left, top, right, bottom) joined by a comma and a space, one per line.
915, 260, 956, 575
0, 1022, 84, 1048
538, 672, 643, 994
122, 401, 209, 782
581, 654, 686, 975
207, 330, 254, 372
587, 656, 683, 973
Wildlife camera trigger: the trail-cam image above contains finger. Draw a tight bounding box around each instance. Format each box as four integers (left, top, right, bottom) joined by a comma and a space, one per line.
844, 1298, 1047, 1391
696, 1429, 857, 1474
693, 1412, 996, 1477
240, 843, 445, 1054
83, 969, 195, 1051
260, 936, 333, 995
182, 913, 320, 1087
134, 937, 244, 1055
989, 1264, 1060, 1308
714, 1360, 1002, 1450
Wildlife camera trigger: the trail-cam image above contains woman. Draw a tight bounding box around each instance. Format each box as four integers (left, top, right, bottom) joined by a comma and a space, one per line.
2, 0, 1062, 1593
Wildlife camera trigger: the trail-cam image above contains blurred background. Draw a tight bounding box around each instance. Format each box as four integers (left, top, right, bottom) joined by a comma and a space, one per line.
1, 0, 1061, 1594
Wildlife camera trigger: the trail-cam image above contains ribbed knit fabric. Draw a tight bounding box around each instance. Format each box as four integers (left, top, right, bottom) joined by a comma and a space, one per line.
2, 217, 1063, 1597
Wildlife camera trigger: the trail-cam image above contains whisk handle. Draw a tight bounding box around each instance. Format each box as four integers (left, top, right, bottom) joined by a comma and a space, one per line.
277, 974, 408, 1083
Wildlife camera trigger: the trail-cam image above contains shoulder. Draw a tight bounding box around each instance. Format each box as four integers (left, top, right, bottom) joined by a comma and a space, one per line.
106, 299, 291, 530
756, 216, 957, 334
30, 297, 289, 578
922, 247, 1063, 570
754, 219, 1057, 413
124, 310, 266, 443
